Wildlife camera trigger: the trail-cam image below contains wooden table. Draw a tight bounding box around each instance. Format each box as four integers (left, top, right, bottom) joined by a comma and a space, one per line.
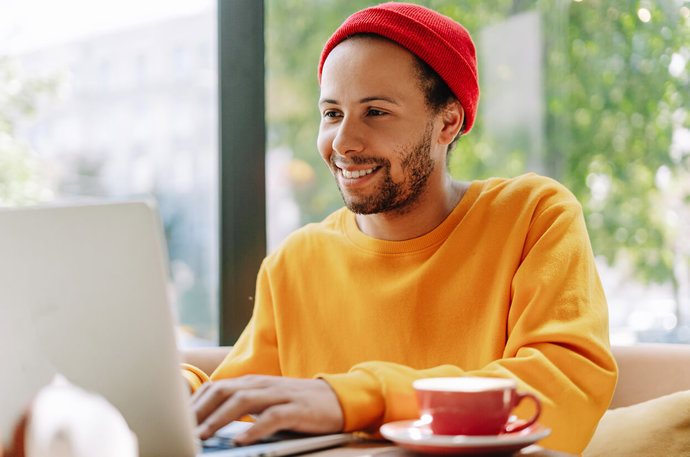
307, 442, 577, 457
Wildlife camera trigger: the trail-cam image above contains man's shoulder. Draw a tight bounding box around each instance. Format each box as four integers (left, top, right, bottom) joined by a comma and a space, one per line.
290, 206, 349, 238
268, 207, 351, 258
480, 173, 579, 207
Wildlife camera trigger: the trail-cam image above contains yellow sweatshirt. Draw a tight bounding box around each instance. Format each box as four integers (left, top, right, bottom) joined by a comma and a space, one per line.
196, 174, 617, 455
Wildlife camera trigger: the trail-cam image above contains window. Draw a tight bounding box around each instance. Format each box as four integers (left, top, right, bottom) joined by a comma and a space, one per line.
264, 0, 690, 345
1, 0, 218, 347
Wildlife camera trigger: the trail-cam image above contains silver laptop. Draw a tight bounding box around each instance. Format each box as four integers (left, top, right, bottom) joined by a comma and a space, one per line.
0, 200, 352, 457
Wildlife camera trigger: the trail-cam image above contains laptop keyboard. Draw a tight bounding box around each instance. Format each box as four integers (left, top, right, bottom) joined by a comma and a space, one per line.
201, 428, 300, 453
199, 426, 354, 456
202, 436, 238, 451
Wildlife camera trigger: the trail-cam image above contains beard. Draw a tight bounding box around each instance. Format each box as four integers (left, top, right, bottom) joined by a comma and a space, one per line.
333, 122, 436, 215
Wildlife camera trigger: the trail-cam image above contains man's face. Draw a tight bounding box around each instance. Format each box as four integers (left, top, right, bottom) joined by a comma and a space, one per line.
317, 36, 446, 215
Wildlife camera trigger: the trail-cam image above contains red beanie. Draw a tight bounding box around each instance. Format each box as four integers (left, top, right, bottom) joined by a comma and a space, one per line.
318, 2, 479, 134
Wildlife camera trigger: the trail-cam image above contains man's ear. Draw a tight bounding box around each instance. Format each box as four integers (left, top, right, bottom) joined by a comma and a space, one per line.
438, 101, 464, 146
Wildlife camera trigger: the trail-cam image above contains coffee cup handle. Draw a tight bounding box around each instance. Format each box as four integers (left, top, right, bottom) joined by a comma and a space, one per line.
504, 392, 541, 434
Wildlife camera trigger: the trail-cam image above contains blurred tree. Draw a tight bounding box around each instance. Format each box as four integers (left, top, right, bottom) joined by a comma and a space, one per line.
0, 57, 58, 206
543, 1, 690, 326
266, 0, 690, 327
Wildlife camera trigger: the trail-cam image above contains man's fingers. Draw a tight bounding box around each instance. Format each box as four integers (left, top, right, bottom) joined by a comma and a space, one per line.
191, 377, 344, 443
192, 376, 271, 425
190, 381, 216, 416
234, 404, 299, 444
236, 391, 343, 445
190, 380, 212, 406
196, 384, 290, 440
192, 382, 235, 426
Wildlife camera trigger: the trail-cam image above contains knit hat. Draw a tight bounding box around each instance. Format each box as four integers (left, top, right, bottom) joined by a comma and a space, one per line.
318, 2, 479, 134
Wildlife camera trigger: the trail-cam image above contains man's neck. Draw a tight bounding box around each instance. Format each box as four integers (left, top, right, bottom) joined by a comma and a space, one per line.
354, 178, 470, 241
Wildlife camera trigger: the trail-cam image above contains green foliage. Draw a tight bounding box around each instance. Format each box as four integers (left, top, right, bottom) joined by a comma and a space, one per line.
266, 0, 690, 290
545, 1, 690, 285
0, 57, 58, 206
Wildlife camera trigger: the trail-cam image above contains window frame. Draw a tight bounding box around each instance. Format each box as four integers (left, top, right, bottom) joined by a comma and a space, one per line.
217, 0, 266, 345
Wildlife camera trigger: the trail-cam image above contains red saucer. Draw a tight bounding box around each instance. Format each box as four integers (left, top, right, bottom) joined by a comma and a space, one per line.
379, 419, 551, 455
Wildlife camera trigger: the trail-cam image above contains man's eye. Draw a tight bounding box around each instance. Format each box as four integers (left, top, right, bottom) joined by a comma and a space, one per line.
368, 109, 386, 116
323, 111, 341, 118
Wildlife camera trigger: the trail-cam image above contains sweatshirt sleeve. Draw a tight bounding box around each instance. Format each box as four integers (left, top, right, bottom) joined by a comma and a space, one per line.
320, 191, 618, 455
181, 363, 210, 393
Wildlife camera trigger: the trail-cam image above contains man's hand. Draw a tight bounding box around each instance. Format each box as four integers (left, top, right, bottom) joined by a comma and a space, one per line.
191, 375, 345, 444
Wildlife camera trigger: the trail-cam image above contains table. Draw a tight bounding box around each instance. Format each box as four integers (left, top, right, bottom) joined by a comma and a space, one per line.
307, 442, 577, 457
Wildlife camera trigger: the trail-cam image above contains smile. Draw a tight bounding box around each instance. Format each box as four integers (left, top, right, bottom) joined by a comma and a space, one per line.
340, 167, 377, 179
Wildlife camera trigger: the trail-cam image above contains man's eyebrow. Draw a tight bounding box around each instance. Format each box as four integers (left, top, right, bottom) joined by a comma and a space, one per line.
359, 96, 399, 105
318, 96, 400, 106
319, 98, 338, 106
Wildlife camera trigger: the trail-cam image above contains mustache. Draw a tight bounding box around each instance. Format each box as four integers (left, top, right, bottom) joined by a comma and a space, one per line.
330, 155, 389, 168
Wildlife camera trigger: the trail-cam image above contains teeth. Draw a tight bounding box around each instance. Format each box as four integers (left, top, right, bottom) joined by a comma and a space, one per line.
342, 167, 375, 179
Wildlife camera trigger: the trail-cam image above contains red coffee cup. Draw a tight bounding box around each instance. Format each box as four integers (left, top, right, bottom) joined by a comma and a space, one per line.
413, 377, 541, 436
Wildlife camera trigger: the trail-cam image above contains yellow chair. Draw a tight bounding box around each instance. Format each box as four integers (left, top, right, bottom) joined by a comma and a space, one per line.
608, 343, 690, 408
584, 343, 690, 457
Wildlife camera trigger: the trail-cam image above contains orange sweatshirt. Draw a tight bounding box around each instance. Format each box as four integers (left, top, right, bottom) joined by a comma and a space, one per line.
192, 174, 617, 455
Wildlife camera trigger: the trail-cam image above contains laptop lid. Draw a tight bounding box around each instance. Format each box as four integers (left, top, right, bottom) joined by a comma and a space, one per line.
0, 200, 198, 457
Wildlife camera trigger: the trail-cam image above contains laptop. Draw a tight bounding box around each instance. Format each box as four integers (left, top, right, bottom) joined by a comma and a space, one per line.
0, 200, 353, 457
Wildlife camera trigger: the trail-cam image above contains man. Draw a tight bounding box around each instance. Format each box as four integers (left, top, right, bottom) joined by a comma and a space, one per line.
186, 3, 617, 454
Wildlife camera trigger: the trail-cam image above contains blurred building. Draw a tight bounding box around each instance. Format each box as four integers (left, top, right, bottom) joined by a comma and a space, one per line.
14, 9, 219, 344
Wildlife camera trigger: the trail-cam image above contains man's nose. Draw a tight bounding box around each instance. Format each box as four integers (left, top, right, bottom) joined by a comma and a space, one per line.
331, 117, 364, 155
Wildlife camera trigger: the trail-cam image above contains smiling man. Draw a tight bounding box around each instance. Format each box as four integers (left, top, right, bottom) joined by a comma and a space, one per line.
188, 3, 617, 455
